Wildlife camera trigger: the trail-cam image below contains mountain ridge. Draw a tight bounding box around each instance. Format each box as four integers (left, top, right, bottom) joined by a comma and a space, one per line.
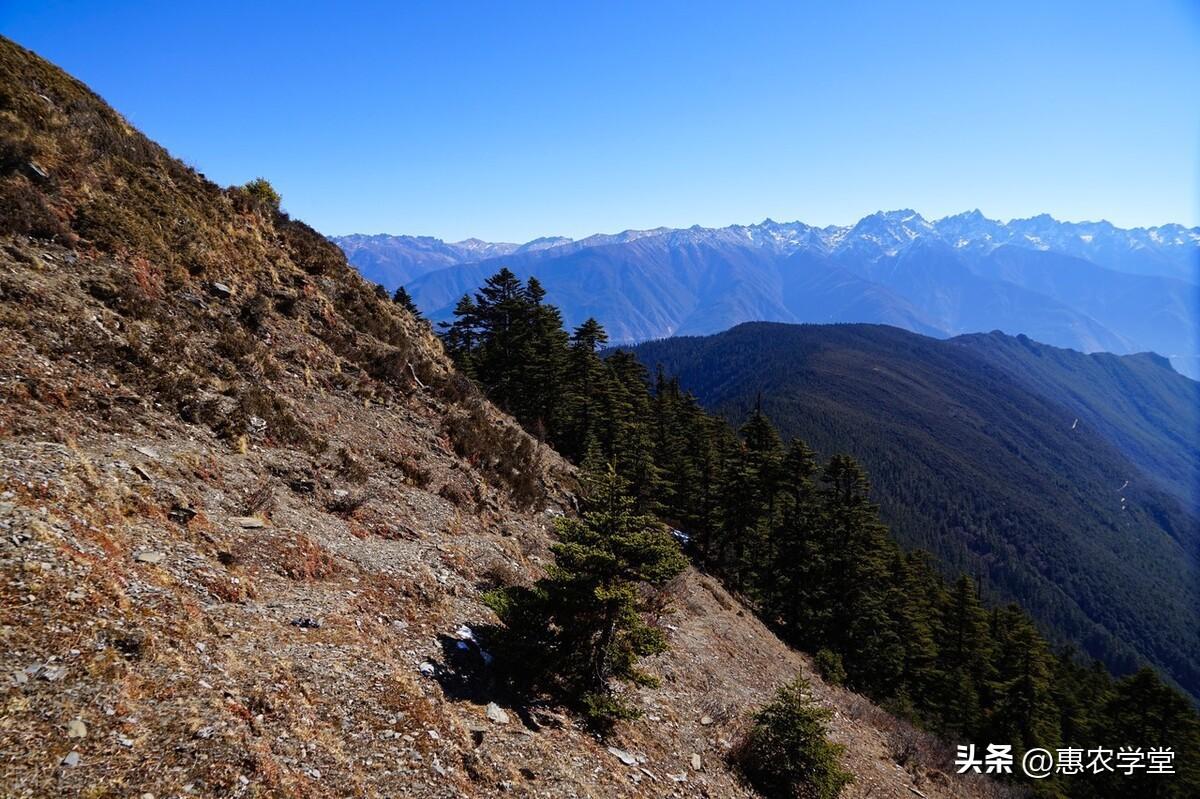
338, 210, 1200, 375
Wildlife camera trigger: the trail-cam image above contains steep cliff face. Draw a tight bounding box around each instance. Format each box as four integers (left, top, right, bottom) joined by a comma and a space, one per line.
0, 39, 1002, 798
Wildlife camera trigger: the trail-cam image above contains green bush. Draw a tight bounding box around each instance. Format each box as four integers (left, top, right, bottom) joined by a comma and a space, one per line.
736, 677, 853, 799
239, 177, 281, 211
814, 649, 846, 686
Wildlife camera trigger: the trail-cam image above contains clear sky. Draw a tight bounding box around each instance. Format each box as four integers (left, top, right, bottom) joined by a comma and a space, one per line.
5, 1, 1199, 241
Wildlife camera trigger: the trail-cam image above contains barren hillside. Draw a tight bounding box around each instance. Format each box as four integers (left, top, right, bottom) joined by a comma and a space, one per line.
0, 38, 1004, 798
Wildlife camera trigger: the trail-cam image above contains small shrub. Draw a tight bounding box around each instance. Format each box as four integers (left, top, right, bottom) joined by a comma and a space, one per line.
272, 532, 339, 581
0, 175, 69, 239
814, 649, 846, 686
734, 677, 853, 799
240, 177, 281, 211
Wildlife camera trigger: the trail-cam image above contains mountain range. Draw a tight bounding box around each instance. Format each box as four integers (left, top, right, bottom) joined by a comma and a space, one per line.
625, 322, 1200, 699
334, 211, 1200, 376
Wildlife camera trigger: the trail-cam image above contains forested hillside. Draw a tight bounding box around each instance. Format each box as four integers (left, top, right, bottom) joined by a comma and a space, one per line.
436, 268, 1200, 797
627, 323, 1200, 703
950, 331, 1199, 513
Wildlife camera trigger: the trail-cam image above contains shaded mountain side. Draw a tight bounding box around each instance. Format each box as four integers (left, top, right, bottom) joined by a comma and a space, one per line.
951, 331, 1200, 513
835, 239, 1135, 353
968, 246, 1197, 365
0, 38, 1002, 799
626, 323, 1200, 699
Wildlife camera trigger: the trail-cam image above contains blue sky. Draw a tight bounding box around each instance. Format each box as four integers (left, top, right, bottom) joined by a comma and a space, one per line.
5, 1, 1199, 241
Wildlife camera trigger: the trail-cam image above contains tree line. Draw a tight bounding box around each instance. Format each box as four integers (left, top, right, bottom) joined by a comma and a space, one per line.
433, 268, 1200, 798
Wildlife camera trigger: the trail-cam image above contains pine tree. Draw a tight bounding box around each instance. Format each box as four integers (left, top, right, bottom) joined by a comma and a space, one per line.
484, 463, 686, 729
935, 575, 994, 739
988, 605, 1061, 762
737, 676, 854, 799
521, 277, 569, 439
763, 438, 819, 630
438, 293, 481, 376
558, 318, 610, 460
816, 455, 904, 697
392, 285, 421, 317
1088, 667, 1200, 799
890, 551, 944, 720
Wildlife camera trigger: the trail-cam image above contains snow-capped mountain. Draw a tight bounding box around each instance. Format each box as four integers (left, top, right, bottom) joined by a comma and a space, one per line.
333, 211, 1200, 376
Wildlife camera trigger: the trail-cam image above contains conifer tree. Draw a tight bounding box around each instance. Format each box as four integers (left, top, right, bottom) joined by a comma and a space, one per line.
816, 455, 904, 696
763, 438, 820, 629
392, 285, 421, 317
521, 277, 569, 439
737, 676, 854, 799
558, 318, 610, 460
935, 575, 994, 739
439, 293, 481, 376
484, 463, 686, 729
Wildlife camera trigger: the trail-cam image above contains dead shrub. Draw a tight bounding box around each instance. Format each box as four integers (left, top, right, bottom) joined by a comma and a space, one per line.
272, 532, 339, 581
337, 447, 369, 483
443, 402, 544, 507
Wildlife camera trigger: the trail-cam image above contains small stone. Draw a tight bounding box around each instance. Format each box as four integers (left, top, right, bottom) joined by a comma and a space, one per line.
700, 715, 714, 726
607, 746, 638, 766
417, 661, 436, 677
61, 750, 80, 768
41, 665, 67, 681
209, 282, 233, 299
485, 702, 509, 724
134, 446, 160, 459
66, 718, 87, 739
690, 753, 702, 770
231, 516, 265, 529
135, 551, 165, 565
66, 588, 86, 603
169, 505, 197, 524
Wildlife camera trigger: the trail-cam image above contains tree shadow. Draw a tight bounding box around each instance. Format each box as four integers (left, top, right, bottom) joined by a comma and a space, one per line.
426, 625, 543, 730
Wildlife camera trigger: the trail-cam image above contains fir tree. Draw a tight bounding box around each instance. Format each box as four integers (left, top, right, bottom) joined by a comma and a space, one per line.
392, 285, 421, 317
737, 676, 854, 799
484, 463, 686, 729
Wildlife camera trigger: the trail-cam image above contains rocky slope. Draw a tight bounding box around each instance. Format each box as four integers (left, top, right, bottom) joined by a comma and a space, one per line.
0, 38, 1007, 798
